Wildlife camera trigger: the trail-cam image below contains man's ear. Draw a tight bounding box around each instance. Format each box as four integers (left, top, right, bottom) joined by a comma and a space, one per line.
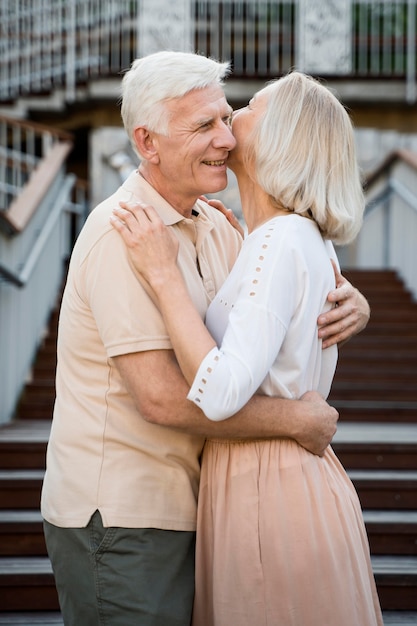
133, 127, 160, 164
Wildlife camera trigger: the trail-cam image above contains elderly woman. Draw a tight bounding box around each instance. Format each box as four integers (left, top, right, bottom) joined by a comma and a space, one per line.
111, 71, 383, 626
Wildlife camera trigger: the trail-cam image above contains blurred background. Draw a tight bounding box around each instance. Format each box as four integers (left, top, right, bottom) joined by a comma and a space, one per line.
0, 3, 417, 624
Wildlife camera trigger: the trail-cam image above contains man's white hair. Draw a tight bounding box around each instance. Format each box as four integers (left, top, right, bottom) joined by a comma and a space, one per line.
121, 50, 231, 152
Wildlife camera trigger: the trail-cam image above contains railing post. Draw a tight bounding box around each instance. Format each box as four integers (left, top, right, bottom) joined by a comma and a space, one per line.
137, 0, 192, 56
407, 0, 417, 103
383, 195, 391, 267
297, 0, 352, 75
65, 0, 77, 102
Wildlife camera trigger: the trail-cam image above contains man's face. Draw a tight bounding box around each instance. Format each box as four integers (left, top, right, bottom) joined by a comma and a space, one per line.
149, 85, 236, 212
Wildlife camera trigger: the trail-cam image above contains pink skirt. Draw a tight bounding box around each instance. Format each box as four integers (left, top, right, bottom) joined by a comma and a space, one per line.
192, 438, 383, 626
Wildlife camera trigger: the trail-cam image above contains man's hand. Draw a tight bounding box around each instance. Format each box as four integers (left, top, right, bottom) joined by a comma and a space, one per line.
293, 391, 339, 456
318, 261, 370, 349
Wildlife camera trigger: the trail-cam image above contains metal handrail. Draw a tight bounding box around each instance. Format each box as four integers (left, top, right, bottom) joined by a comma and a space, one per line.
355, 153, 417, 299
0, 174, 76, 287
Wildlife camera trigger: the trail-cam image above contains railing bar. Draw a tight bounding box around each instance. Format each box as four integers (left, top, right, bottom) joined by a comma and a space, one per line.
358, 1, 369, 75
382, 200, 390, 266
406, 0, 416, 103
282, 1, 294, 71
112, 0, 121, 72
11, 3, 20, 95
110, 0, 119, 72
42, 0, 50, 90
210, 2, 220, 62
233, 1, 244, 74
126, 0, 134, 59
0, 180, 30, 197
194, 1, 200, 56
124, 7, 137, 69
269, 0, 281, 75
382, 2, 392, 74
0, 262, 24, 288
364, 186, 392, 219
370, 0, 380, 74
0, 151, 38, 169
33, 0, 42, 91
0, 174, 76, 287
351, 1, 357, 73
390, 177, 417, 214
393, 0, 401, 74
19, 174, 76, 285
0, 121, 5, 209
26, 130, 35, 175
65, 0, 76, 101
99, 2, 109, 75
222, 1, 232, 68
246, 2, 256, 74
257, 1, 268, 74
12, 126, 20, 190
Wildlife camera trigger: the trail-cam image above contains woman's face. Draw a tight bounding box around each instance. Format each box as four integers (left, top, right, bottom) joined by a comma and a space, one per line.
228, 88, 269, 174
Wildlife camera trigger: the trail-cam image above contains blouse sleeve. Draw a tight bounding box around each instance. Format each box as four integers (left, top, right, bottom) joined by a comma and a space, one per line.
187, 301, 288, 420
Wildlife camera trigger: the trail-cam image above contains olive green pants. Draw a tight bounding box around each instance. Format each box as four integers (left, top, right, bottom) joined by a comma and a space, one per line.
44, 511, 195, 626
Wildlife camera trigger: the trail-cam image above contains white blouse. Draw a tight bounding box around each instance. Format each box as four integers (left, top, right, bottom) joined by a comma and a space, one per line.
187, 214, 339, 421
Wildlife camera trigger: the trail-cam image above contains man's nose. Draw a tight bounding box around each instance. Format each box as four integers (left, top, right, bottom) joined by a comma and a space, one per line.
214, 123, 236, 150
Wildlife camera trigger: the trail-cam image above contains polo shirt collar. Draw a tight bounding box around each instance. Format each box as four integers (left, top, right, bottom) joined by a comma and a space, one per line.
122, 170, 203, 227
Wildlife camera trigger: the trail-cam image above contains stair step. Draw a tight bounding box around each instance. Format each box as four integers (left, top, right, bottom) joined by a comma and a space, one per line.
382, 612, 417, 625
14, 407, 54, 420
338, 355, 417, 369
0, 557, 59, 611
0, 613, 63, 625
343, 268, 411, 286
30, 369, 55, 381
330, 384, 417, 402
333, 422, 417, 469
19, 383, 55, 400
0, 613, 414, 626
342, 335, 417, 348
0, 470, 44, 510
0, 421, 50, 470
16, 395, 55, 415
332, 401, 417, 423
31, 348, 56, 366
364, 510, 417, 555
13, 382, 56, 421
371, 556, 417, 610
337, 350, 417, 363
0, 511, 46, 556
348, 469, 417, 509
366, 308, 417, 319
334, 367, 417, 381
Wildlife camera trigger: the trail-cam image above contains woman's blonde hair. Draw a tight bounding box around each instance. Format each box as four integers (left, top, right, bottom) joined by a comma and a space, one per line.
247, 71, 364, 244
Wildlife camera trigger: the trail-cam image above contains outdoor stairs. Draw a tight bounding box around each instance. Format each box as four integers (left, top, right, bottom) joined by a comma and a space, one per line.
330, 269, 417, 625
0, 268, 416, 625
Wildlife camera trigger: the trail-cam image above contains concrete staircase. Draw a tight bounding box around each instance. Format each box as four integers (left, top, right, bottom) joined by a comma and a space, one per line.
0, 305, 61, 624
331, 269, 417, 625
0, 269, 416, 624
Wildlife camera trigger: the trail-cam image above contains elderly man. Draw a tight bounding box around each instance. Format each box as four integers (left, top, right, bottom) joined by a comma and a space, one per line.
41, 51, 369, 626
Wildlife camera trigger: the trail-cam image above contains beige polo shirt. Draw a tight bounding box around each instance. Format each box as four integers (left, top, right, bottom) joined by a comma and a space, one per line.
41, 171, 242, 530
